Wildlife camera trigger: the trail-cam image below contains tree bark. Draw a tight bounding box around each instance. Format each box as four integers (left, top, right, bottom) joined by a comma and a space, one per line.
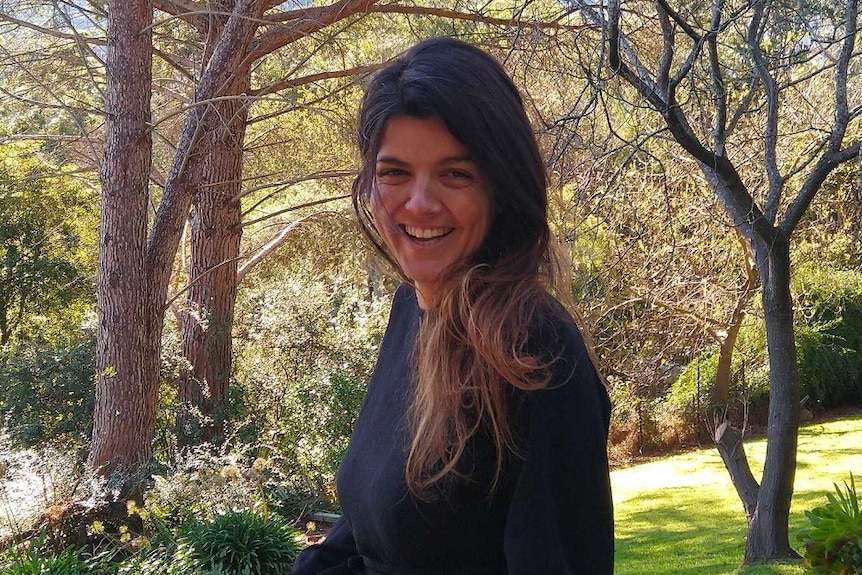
714, 421, 759, 521
710, 232, 758, 406
177, 66, 249, 445
88, 0, 155, 478
744, 234, 800, 562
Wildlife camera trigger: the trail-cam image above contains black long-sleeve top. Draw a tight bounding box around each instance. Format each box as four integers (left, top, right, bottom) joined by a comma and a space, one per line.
291, 285, 614, 574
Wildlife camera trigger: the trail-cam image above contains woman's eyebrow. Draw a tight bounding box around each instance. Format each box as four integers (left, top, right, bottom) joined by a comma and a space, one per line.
376, 154, 474, 164
375, 156, 408, 165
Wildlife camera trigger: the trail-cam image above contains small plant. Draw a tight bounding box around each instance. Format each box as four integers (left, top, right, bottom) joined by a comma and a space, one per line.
798, 473, 862, 574
179, 509, 303, 575
0, 533, 115, 575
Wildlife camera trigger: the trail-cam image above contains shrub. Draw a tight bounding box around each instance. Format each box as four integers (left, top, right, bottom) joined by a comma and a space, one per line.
179, 510, 302, 575
0, 533, 115, 575
794, 266, 862, 408
0, 333, 96, 455
233, 273, 389, 512
798, 473, 862, 574
139, 447, 278, 531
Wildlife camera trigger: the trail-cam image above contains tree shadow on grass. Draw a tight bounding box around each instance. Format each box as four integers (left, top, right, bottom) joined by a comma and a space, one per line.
614, 485, 804, 575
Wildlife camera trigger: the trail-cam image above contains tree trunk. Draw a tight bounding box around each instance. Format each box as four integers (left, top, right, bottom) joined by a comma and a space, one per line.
744, 233, 800, 563
88, 0, 156, 479
714, 421, 759, 520
177, 71, 249, 445
710, 232, 758, 406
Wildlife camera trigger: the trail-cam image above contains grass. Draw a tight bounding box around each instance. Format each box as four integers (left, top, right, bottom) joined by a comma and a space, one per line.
611, 412, 862, 574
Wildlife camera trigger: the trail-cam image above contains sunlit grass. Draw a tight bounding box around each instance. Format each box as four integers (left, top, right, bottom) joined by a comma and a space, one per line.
611, 412, 862, 575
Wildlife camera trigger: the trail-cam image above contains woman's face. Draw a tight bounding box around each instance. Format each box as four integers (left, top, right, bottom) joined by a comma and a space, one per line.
372, 116, 492, 308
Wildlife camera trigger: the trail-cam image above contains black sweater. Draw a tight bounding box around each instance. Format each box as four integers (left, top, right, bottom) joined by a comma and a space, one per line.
291, 285, 614, 575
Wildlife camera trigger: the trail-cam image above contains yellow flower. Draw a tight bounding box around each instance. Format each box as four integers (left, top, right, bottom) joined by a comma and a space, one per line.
221, 464, 240, 480
91, 520, 105, 534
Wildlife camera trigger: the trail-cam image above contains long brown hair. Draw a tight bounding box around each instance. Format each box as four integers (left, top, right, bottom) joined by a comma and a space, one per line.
352, 38, 557, 497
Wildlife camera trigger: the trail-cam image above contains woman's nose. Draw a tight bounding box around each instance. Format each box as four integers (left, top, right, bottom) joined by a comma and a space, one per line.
403, 176, 441, 213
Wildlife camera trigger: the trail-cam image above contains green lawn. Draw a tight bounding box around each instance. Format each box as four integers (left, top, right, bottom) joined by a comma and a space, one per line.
611, 413, 862, 575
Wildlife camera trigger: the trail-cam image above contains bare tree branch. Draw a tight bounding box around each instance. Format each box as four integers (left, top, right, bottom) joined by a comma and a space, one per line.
781, 1, 859, 236
236, 211, 335, 283
655, 0, 700, 41
250, 63, 380, 97
365, 4, 583, 32
249, 0, 379, 63
656, 2, 674, 94
0, 12, 106, 45
748, 0, 783, 223
242, 193, 350, 227
152, 0, 215, 31
238, 169, 356, 209
709, 0, 727, 153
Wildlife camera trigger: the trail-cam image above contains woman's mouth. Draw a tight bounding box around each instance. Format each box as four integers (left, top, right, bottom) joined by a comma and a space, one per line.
403, 226, 453, 241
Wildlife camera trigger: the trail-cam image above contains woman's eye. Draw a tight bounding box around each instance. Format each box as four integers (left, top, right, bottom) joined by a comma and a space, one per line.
443, 169, 474, 186
376, 169, 408, 182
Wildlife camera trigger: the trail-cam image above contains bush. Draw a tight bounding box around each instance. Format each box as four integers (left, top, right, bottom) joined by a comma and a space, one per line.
233, 273, 389, 512
667, 264, 862, 441
138, 447, 279, 531
798, 473, 862, 574
177, 510, 302, 575
0, 333, 96, 455
794, 267, 862, 408
0, 534, 115, 575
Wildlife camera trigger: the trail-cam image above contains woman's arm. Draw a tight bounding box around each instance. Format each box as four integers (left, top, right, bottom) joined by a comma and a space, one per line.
290, 516, 360, 574
503, 318, 614, 574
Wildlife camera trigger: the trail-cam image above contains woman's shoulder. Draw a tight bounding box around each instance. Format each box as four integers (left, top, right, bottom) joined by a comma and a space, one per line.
529, 291, 588, 354
387, 283, 420, 322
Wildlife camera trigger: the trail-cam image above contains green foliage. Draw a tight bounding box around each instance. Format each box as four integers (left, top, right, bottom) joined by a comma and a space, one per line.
798, 474, 862, 574
178, 510, 301, 575
0, 331, 95, 453
0, 534, 114, 575
0, 142, 97, 347
794, 267, 862, 408
233, 275, 388, 511
232, 215, 390, 511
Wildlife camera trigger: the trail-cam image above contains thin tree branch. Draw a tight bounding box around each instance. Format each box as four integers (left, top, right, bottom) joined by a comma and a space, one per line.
242, 194, 350, 228
152, 0, 225, 31
748, 0, 783, 223
236, 211, 335, 284
655, 0, 701, 40
656, 1, 674, 95
781, 1, 859, 236
829, 0, 857, 152
0, 12, 106, 46
364, 4, 583, 31
250, 63, 380, 97
238, 170, 356, 209
249, 0, 379, 63
709, 0, 727, 154
783, 140, 861, 235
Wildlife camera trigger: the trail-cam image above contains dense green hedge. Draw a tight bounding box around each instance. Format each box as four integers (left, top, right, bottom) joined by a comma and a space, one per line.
668, 265, 862, 426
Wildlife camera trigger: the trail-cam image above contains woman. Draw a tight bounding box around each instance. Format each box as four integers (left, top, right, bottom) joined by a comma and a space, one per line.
291, 37, 614, 575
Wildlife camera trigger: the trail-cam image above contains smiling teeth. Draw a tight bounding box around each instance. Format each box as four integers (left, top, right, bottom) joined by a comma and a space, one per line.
404, 226, 451, 239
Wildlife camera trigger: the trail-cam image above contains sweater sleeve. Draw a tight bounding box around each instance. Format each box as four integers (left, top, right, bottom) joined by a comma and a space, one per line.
503, 320, 614, 575
290, 516, 360, 575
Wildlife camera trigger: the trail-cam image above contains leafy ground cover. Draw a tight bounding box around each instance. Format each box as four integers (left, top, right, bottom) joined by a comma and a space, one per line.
612, 412, 862, 574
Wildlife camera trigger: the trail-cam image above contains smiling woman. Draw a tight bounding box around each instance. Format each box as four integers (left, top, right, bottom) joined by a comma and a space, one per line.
372, 116, 492, 308
290, 37, 614, 575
